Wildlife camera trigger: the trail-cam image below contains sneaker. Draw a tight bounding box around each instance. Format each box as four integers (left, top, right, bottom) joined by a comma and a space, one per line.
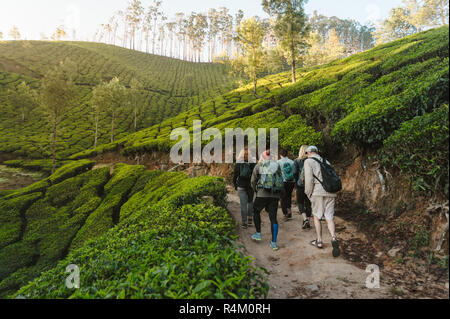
247, 217, 253, 226
251, 233, 262, 241
302, 219, 311, 230
283, 213, 292, 221
241, 223, 248, 229
332, 238, 341, 258
270, 241, 279, 251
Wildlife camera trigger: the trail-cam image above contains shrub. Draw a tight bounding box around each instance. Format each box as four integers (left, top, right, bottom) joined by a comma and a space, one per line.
49, 160, 96, 185
278, 115, 323, 155
381, 105, 449, 197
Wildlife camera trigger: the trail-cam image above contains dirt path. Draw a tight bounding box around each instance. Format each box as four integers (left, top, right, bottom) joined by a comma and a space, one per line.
226, 189, 391, 299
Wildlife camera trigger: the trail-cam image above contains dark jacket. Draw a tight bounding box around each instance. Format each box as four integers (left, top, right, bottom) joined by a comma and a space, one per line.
294, 158, 306, 187
233, 163, 256, 190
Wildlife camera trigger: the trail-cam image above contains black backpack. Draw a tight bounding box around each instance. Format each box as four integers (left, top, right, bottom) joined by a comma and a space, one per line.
310, 157, 342, 193
239, 163, 252, 180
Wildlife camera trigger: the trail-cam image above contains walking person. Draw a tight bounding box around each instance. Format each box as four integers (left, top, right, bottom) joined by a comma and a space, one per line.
304, 146, 342, 257
233, 149, 256, 229
250, 150, 284, 251
277, 148, 296, 221
294, 145, 312, 230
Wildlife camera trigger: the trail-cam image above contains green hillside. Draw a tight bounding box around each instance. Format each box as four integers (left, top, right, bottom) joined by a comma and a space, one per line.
0, 41, 237, 158
0, 160, 267, 298
0, 27, 448, 299
72, 26, 448, 196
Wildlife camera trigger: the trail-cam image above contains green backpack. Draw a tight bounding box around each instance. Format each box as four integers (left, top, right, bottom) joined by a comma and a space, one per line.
257, 160, 284, 193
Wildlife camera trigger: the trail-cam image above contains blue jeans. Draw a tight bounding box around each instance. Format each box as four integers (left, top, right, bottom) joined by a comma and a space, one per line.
237, 187, 254, 223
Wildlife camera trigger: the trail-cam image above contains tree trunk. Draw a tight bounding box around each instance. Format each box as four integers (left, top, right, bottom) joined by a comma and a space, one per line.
291, 57, 296, 83
94, 114, 98, 149
111, 110, 115, 143
51, 119, 57, 174
134, 100, 137, 131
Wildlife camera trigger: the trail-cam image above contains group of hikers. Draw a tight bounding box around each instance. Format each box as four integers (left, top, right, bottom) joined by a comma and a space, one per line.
233, 145, 342, 257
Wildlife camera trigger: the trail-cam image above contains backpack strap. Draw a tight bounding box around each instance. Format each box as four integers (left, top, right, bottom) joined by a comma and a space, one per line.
308, 157, 325, 186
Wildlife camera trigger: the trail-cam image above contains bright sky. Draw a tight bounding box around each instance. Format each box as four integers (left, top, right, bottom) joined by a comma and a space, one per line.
0, 0, 403, 41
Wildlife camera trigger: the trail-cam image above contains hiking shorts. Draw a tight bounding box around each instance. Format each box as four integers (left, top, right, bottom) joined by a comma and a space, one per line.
310, 196, 335, 221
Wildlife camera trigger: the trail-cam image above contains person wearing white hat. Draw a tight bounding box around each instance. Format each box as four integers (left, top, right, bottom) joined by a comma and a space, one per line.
303, 146, 340, 258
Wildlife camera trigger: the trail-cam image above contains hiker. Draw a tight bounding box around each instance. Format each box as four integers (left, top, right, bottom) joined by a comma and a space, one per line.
277, 148, 296, 221
250, 150, 284, 251
233, 149, 256, 229
303, 146, 341, 257
294, 145, 312, 230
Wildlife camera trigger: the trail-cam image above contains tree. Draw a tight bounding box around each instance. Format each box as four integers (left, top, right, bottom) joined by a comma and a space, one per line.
8, 82, 38, 122
94, 77, 127, 143
9, 26, 21, 40
51, 25, 67, 41
126, 0, 144, 50
303, 29, 346, 67
235, 17, 267, 97
148, 0, 164, 54
375, 0, 449, 44
263, 0, 310, 83
130, 78, 144, 130
40, 59, 77, 173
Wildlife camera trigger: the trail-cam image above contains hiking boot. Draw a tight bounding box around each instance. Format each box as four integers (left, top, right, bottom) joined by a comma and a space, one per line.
270, 242, 279, 251
302, 219, 311, 230
332, 238, 341, 258
251, 233, 262, 241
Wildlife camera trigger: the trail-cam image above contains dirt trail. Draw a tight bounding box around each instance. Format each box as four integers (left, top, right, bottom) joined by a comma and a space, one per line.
226, 189, 391, 299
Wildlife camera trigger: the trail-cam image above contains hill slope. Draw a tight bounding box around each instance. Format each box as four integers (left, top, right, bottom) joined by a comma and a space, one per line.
0, 160, 269, 298
73, 26, 448, 196
0, 41, 237, 158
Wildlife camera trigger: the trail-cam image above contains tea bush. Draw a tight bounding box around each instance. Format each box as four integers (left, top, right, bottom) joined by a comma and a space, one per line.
381, 105, 449, 197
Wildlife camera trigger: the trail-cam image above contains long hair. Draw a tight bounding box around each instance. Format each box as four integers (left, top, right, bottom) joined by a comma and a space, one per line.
298, 145, 308, 159
237, 149, 249, 162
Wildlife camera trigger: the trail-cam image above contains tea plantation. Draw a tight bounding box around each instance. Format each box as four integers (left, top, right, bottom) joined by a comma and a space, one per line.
0, 160, 267, 298
72, 27, 448, 197
0, 41, 237, 159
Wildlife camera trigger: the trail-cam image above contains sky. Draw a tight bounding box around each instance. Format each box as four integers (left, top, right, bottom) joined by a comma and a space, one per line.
0, 0, 404, 41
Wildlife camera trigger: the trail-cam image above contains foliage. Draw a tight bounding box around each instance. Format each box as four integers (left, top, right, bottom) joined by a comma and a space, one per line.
262, 0, 310, 82
278, 115, 322, 154
381, 105, 449, 197
16, 204, 268, 299
374, 0, 449, 44
235, 17, 268, 94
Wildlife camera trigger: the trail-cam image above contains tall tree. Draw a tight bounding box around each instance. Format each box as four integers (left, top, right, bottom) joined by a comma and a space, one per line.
208, 9, 220, 62
9, 26, 21, 40
8, 82, 38, 122
126, 0, 144, 50
263, 0, 310, 83
105, 78, 127, 143
235, 17, 267, 97
148, 0, 164, 54
40, 59, 77, 173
